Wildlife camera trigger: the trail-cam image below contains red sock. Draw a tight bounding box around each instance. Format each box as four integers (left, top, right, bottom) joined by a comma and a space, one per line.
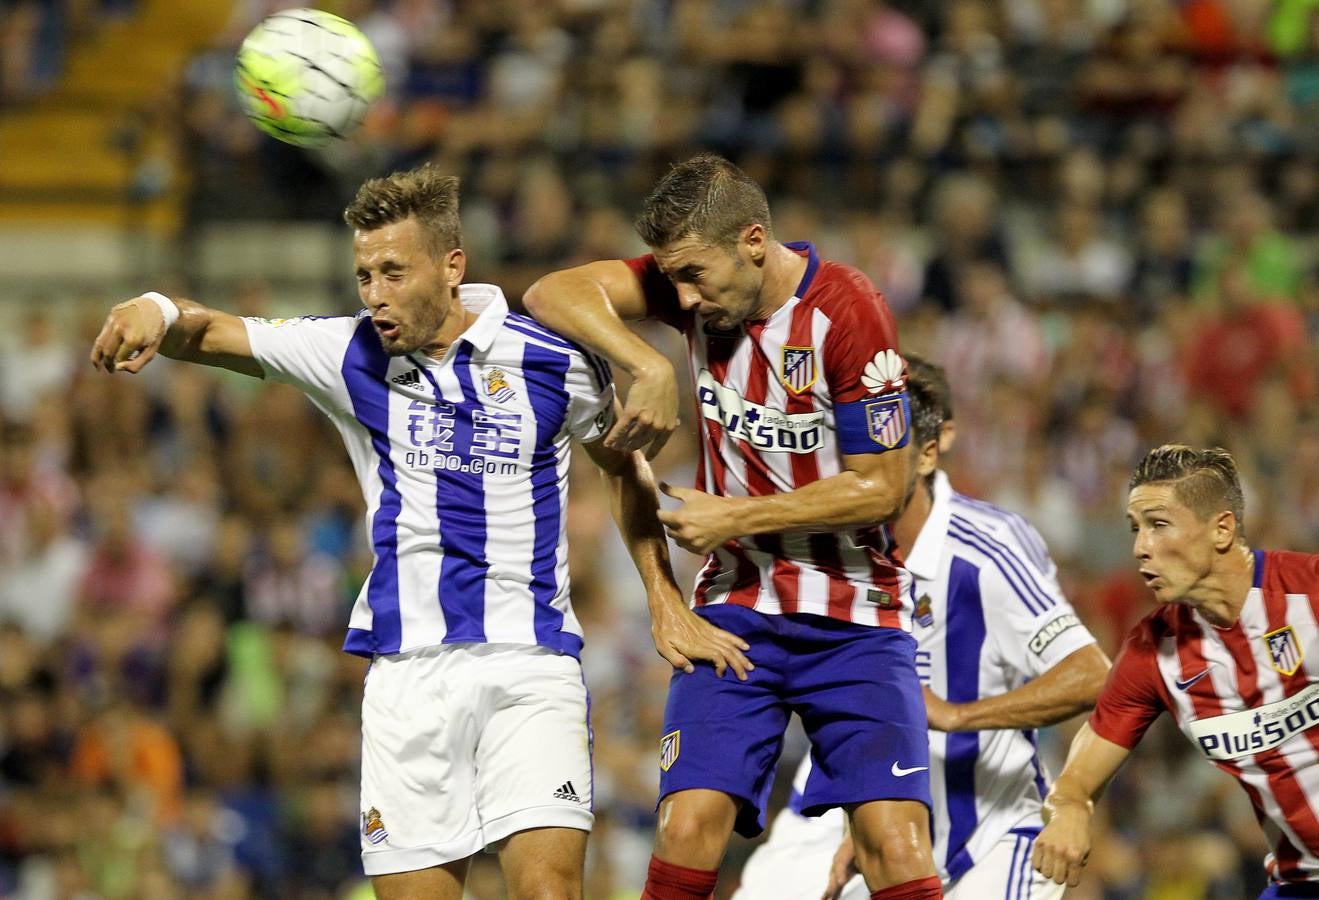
871, 874, 943, 899
640, 855, 718, 900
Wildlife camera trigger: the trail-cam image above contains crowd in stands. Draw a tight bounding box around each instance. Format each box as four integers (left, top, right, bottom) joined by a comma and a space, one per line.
2, 0, 1318, 897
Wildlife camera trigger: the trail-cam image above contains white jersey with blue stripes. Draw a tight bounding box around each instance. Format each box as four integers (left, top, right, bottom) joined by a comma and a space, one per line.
243, 284, 615, 659
788, 471, 1096, 884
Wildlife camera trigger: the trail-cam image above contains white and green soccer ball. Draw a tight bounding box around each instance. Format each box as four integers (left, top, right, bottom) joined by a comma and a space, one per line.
234, 8, 385, 148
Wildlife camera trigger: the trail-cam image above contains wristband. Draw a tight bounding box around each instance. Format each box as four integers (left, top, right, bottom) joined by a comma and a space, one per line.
140, 291, 180, 330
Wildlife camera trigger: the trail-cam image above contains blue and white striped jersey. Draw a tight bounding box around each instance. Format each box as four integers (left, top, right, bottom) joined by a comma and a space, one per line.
243, 284, 615, 659
789, 471, 1096, 884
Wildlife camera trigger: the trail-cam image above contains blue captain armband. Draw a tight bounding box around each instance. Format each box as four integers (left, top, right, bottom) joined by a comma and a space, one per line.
836, 391, 911, 454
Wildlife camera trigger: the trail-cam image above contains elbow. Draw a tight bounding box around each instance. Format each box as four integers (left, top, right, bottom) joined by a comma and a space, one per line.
852, 479, 906, 527
523, 272, 569, 320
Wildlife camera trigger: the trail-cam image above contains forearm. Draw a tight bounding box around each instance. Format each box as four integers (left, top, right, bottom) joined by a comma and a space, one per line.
941, 645, 1110, 731
524, 269, 667, 377
159, 299, 217, 360
160, 299, 261, 376
1049, 723, 1131, 807
598, 449, 684, 609
725, 463, 906, 536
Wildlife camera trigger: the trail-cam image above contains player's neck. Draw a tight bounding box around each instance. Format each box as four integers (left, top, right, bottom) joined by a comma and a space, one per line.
892, 479, 932, 554
753, 242, 810, 318
1189, 544, 1256, 628
423, 301, 478, 361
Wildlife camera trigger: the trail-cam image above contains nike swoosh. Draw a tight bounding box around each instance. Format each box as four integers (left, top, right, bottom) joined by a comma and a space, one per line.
1175, 668, 1215, 691
891, 762, 928, 777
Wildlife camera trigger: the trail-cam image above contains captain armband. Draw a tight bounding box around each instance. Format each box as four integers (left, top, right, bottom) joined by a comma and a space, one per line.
836, 391, 911, 455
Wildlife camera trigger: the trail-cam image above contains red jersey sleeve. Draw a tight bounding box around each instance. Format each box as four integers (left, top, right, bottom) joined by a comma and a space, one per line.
1088, 622, 1168, 749
623, 255, 691, 332
817, 263, 904, 405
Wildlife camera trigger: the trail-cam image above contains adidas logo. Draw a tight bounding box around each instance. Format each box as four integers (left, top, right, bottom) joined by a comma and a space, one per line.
552, 780, 581, 802
391, 368, 421, 387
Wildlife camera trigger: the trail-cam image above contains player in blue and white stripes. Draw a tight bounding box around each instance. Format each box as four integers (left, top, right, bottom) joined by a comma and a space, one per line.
734, 358, 1110, 900
90, 166, 751, 900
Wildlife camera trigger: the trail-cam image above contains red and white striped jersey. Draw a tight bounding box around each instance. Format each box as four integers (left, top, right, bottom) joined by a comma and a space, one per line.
625, 242, 912, 629
1090, 550, 1319, 886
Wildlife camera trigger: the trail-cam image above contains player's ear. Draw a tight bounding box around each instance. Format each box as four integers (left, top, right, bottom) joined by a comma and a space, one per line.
444, 248, 466, 288
1213, 510, 1237, 551
741, 224, 766, 264
937, 420, 957, 454
916, 438, 939, 477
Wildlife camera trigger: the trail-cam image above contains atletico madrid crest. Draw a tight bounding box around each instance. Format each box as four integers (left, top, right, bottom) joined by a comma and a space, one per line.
1265, 625, 1304, 677
780, 346, 816, 394
659, 730, 681, 771
865, 397, 908, 449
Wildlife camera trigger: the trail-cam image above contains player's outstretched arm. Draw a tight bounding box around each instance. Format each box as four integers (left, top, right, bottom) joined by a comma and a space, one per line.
658, 446, 912, 555
1031, 723, 1130, 888
924, 644, 1111, 732
90, 294, 262, 377
583, 435, 753, 680
525, 262, 678, 459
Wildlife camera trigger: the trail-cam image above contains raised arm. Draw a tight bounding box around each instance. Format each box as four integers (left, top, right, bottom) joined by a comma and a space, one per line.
924, 644, 1111, 732
1031, 723, 1132, 888
90, 294, 262, 377
582, 435, 753, 681
524, 261, 679, 459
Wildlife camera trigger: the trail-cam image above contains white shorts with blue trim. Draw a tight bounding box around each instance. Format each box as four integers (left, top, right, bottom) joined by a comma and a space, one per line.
359, 643, 593, 876
733, 806, 1063, 900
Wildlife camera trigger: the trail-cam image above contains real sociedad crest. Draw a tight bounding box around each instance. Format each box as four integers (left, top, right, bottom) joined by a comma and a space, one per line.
865, 396, 908, 449
914, 593, 934, 628
1265, 625, 1304, 677
361, 807, 389, 845
780, 346, 816, 394
484, 367, 517, 403
659, 730, 680, 771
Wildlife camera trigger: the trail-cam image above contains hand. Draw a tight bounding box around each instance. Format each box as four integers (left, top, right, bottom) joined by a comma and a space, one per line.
821, 833, 858, 900
651, 601, 754, 681
89, 297, 168, 374
657, 482, 739, 555
605, 359, 679, 459
1032, 797, 1094, 887
922, 686, 965, 732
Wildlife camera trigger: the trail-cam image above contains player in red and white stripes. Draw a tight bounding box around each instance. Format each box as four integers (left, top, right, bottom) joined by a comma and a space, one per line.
526, 154, 940, 900
1033, 444, 1319, 899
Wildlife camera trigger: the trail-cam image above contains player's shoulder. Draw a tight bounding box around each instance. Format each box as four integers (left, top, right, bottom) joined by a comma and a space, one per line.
947, 492, 1054, 576
1261, 549, 1319, 590
500, 311, 612, 386
1124, 603, 1184, 652
807, 259, 880, 305
250, 311, 364, 330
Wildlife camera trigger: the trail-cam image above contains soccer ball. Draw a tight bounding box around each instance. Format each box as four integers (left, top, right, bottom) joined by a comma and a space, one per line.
234, 8, 385, 148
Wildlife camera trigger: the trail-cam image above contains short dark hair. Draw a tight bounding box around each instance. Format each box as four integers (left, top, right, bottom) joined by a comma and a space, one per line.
635, 153, 772, 248
904, 354, 954, 448
343, 165, 462, 258
1129, 444, 1245, 536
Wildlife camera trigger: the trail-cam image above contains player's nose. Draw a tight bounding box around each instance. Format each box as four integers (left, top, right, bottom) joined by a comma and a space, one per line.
676, 284, 702, 310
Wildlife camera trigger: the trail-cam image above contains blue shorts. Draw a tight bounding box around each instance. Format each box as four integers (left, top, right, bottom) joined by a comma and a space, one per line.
657, 604, 930, 837
1260, 884, 1319, 898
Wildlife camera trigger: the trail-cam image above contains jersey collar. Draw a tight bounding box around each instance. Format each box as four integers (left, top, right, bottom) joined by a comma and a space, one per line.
455, 283, 509, 353
904, 470, 952, 580
783, 241, 820, 299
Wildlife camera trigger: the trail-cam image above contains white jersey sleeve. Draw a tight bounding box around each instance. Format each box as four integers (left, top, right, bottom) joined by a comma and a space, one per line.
977, 522, 1096, 679
242, 314, 360, 405
563, 349, 616, 443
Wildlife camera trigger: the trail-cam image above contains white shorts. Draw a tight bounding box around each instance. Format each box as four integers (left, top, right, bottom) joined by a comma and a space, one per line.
359, 643, 593, 876
734, 807, 1064, 900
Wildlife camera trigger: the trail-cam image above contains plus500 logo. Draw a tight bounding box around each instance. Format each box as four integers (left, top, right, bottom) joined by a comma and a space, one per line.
1187, 682, 1319, 761
695, 370, 824, 454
